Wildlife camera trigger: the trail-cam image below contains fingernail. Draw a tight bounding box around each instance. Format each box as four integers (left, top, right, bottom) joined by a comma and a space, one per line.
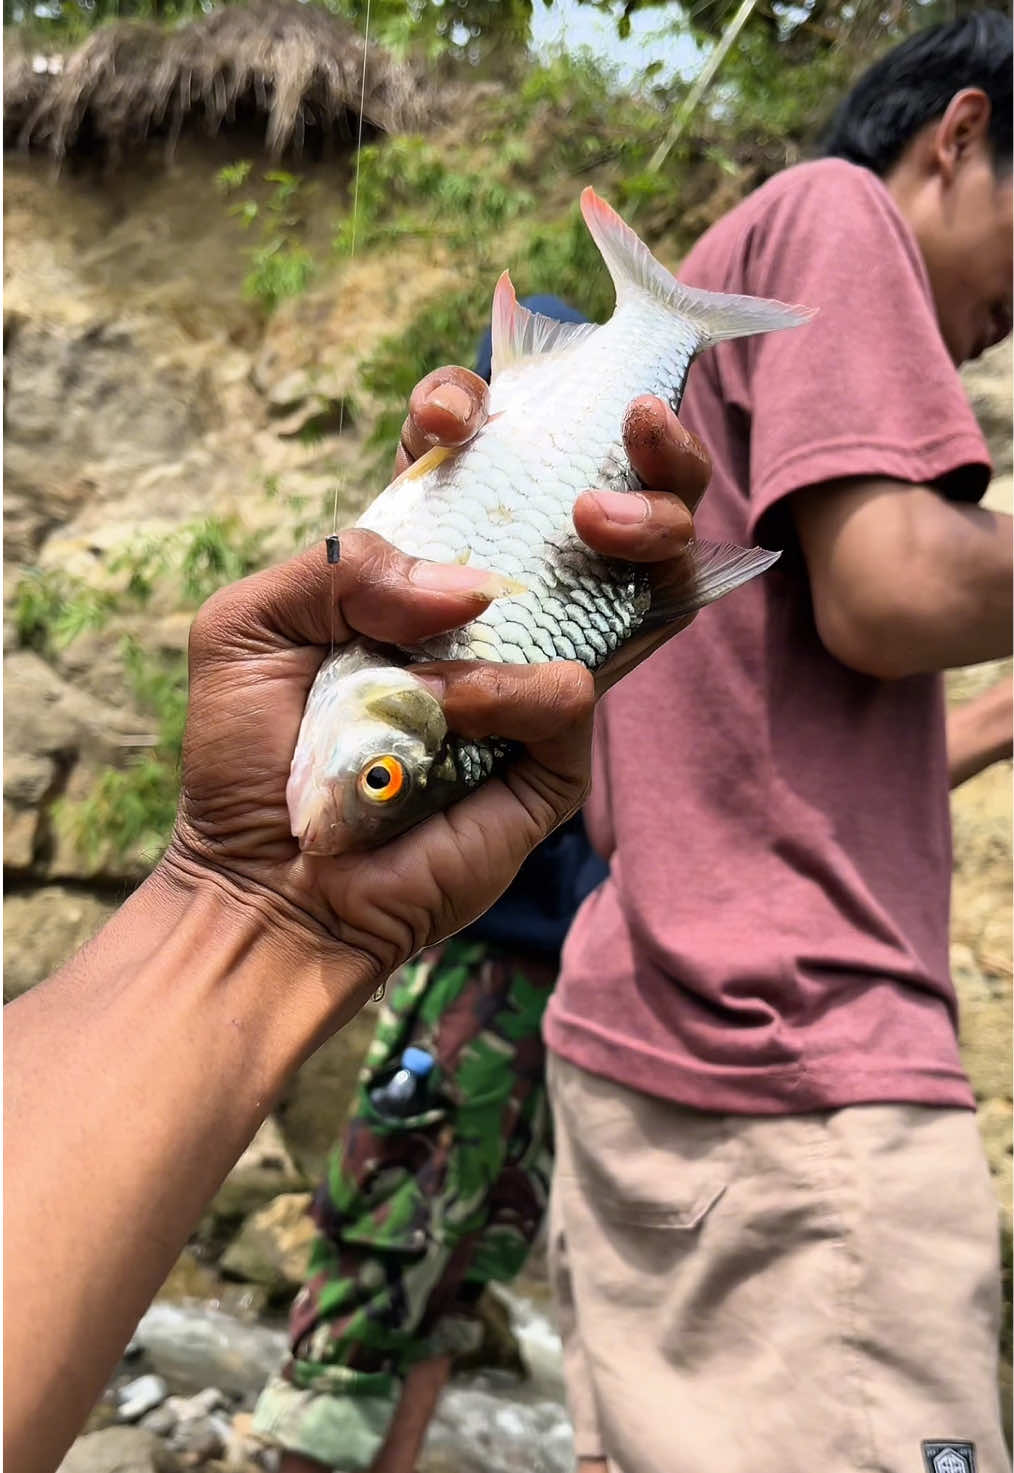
412, 672, 445, 700
590, 491, 650, 524
427, 384, 473, 424
410, 560, 524, 599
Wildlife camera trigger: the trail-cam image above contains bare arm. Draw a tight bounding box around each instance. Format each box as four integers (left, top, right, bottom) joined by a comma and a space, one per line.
793, 477, 1013, 679
3, 868, 359, 1473
947, 677, 1014, 787
1, 560, 592, 1473
4, 388, 710, 1473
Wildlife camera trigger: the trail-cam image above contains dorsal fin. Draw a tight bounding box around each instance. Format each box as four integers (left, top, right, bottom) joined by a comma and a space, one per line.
490, 271, 597, 381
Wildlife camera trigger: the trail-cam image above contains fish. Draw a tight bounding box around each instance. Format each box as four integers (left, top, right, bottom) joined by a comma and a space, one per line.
287, 187, 814, 854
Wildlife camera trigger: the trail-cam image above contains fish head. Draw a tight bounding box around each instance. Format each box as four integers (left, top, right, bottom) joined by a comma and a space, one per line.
287, 657, 456, 855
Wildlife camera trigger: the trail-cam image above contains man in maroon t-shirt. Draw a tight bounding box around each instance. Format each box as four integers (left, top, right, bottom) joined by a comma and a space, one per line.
543, 15, 1013, 1473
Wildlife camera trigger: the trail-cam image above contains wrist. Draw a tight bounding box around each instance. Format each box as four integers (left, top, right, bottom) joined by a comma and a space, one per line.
146, 841, 382, 1065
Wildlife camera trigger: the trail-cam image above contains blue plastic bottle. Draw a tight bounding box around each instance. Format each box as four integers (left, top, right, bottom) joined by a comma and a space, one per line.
368, 1046, 435, 1118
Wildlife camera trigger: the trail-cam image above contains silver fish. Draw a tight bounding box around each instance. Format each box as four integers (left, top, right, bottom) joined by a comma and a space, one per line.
288, 188, 813, 853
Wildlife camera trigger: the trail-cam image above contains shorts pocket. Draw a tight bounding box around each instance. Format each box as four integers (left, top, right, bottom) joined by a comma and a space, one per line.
552, 1058, 732, 1233
595, 1181, 727, 1230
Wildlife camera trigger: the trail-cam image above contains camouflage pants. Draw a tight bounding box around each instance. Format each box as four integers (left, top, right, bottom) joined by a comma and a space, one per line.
252, 938, 557, 1470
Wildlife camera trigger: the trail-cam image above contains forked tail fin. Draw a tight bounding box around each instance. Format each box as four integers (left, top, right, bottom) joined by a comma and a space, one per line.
580, 187, 816, 345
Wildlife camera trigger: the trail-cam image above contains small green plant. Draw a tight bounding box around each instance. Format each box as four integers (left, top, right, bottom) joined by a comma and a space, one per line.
13, 569, 121, 657
19, 513, 268, 868
358, 284, 491, 465
57, 754, 182, 870
332, 137, 533, 262
215, 159, 253, 193
217, 164, 317, 313
176, 516, 265, 603
55, 635, 188, 870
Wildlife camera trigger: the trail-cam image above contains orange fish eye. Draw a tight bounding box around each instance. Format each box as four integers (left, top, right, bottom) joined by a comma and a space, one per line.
357, 755, 406, 803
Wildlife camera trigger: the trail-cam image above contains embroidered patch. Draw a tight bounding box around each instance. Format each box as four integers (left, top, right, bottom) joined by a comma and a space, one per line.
922, 1442, 977, 1473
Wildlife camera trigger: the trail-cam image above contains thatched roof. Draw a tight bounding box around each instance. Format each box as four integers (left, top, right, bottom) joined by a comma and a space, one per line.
4, 2, 437, 163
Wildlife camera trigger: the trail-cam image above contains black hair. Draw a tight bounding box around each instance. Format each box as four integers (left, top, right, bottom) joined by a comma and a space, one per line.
820, 10, 1012, 176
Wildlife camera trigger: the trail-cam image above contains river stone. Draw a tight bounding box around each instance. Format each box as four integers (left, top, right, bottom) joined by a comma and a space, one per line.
131, 1304, 287, 1402
210, 1117, 307, 1222
273, 1002, 379, 1179
3, 886, 118, 1001
139, 1405, 178, 1437
168, 1412, 228, 1460
185, 1387, 231, 1417
220, 1193, 315, 1298
117, 1373, 169, 1422
56, 1426, 181, 1473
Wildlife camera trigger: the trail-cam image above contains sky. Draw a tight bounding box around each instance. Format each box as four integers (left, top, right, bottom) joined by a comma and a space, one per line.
528, 0, 703, 86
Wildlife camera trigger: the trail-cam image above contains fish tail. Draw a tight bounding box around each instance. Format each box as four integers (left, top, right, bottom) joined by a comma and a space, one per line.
580, 187, 815, 344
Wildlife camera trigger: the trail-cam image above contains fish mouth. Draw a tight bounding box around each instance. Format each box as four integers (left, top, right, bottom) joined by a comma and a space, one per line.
287, 767, 350, 856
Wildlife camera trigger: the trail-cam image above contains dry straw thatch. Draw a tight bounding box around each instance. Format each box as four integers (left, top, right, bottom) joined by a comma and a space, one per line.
4, 1, 437, 163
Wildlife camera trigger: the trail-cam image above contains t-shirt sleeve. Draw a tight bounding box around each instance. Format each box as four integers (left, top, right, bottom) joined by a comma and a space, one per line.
724, 162, 991, 545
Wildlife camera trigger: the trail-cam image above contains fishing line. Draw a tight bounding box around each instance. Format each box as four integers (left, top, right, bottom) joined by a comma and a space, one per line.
328, 0, 373, 653
329, 4, 386, 1005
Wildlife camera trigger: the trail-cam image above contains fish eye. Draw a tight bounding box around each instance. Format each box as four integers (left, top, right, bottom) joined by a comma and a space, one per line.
357, 755, 407, 804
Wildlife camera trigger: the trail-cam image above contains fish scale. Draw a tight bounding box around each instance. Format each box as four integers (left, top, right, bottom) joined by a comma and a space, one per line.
287, 188, 814, 853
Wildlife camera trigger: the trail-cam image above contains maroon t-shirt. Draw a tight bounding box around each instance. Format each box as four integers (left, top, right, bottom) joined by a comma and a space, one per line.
544, 159, 992, 1114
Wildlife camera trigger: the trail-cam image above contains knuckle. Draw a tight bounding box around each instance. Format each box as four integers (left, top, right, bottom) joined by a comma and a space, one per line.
187, 589, 228, 665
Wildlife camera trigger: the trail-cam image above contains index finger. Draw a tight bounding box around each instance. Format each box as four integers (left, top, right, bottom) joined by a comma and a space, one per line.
189, 530, 510, 666
623, 396, 711, 512
394, 366, 490, 475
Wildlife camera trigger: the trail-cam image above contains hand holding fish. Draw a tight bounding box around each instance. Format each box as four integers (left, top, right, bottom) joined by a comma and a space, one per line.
288, 192, 810, 858
399, 365, 714, 696
166, 428, 702, 989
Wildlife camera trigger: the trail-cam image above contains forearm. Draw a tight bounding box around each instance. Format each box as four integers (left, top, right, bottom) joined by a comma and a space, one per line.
890, 498, 1013, 673
3, 855, 373, 1473
797, 481, 1013, 679
947, 677, 1014, 787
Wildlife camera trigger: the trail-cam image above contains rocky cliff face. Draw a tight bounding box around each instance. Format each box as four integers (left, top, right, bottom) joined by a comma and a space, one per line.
4, 144, 1011, 1280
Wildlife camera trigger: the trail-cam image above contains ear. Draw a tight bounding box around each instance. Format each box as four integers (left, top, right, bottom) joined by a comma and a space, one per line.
934, 88, 993, 183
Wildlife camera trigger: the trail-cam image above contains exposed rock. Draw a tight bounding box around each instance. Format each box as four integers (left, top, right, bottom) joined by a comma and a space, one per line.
5, 801, 42, 870
4, 649, 146, 767
5, 316, 204, 474
56, 1426, 181, 1473
962, 343, 1014, 475
3, 885, 118, 1001
168, 1412, 228, 1462
273, 1003, 378, 1179
220, 1193, 316, 1298
4, 750, 57, 806
210, 1117, 307, 1222
132, 1303, 287, 1403
186, 1389, 231, 1417
156, 1249, 269, 1323
978, 1096, 1014, 1208
140, 1406, 179, 1438
4, 750, 57, 869
251, 248, 458, 421
221, 1411, 276, 1469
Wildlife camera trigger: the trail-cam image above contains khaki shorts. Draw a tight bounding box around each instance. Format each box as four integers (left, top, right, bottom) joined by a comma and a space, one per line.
548, 1053, 1009, 1473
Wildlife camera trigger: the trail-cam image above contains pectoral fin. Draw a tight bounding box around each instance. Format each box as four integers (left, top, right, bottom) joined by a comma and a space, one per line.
645, 538, 780, 626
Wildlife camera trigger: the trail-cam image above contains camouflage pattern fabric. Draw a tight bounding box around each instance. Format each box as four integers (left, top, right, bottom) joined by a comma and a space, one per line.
252, 937, 557, 1470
